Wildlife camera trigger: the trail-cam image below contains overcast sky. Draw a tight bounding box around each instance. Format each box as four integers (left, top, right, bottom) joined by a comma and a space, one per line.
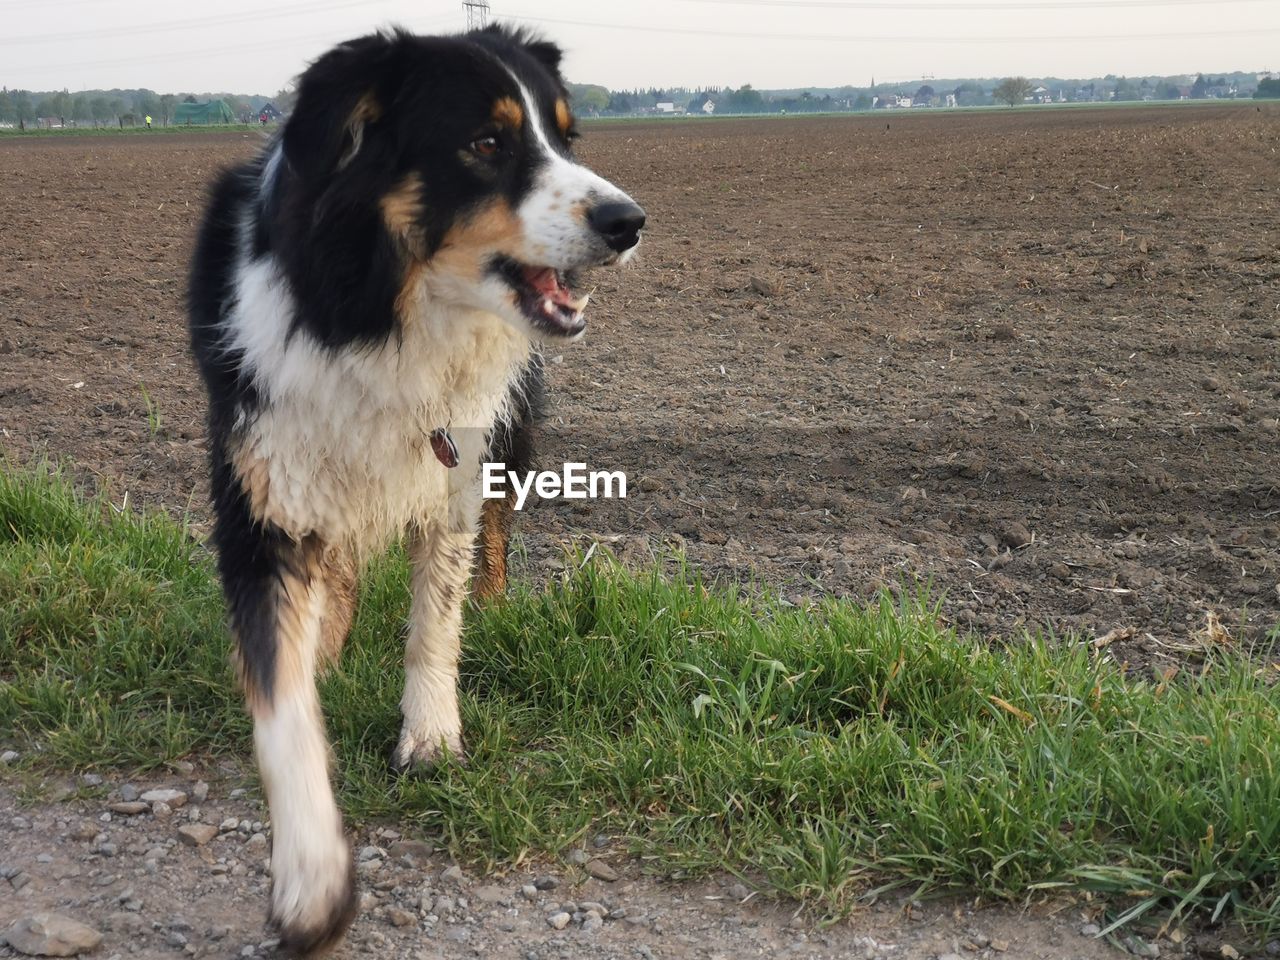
5, 0, 1278, 95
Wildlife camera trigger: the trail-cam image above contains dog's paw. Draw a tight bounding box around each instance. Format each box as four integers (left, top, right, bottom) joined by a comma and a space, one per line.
269, 845, 357, 957
391, 727, 466, 774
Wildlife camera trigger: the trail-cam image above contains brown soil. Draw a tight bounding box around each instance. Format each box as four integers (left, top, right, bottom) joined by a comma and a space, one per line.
2, 107, 1279, 665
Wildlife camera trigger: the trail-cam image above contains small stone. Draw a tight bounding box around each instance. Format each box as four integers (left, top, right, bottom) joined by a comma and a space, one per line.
70, 821, 99, 842
5, 914, 104, 957
107, 802, 148, 816
177, 824, 218, 847
1123, 935, 1160, 958
520, 884, 538, 900
727, 882, 750, 901
219, 818, 239, 832
118, 785, 139, 802
96, 842, 118, 857
144, 847, 168, 861
581, 915, 603, 933
565, 849, 589, 865
358, 845, 383, 862
386, 907, 416, 928
140, 788, 188, 808
170, 760, 195, 775
166, 931, 188, 947
1221, 947, 1241, 960
191, 781, 209, 803
584, 859, 619, 882
244, 833, 268, 854
592, 834, 610, 848
473, 884, 506, 904
432, 896, 454, 915
0, 750, 19, 764
80, 774, 104, 788
1081, 924, 1102, 937
151, 801, 173, 821
228, 788, 246, 799
388, 840, 433, 862
547, 912, 571, 930
11, 871, 32, 890
533, 875, 559, 890
439, 864, 465, 886
608, 907, 627, 920
991, 939, 1009, 952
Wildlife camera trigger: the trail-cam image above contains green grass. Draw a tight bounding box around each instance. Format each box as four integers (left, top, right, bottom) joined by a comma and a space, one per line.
2, 464, 1278, 936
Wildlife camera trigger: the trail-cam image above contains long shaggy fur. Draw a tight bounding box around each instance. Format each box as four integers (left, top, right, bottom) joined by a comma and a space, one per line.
188, 24, 643, 955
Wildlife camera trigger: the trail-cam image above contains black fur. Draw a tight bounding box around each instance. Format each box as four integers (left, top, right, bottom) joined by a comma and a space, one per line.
188, 26, 563, 704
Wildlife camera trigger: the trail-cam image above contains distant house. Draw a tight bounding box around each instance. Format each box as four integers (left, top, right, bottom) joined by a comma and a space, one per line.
655, 101, 676, 113
701, 99, 715, 114
945, 93, 957, 108
258, 102, 283, 122
873, 94, 910, 109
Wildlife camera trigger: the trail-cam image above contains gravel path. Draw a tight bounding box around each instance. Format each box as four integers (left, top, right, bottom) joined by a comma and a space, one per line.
0, 762, 1153, 960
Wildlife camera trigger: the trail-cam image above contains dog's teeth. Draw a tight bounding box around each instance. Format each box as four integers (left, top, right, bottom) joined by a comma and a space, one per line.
566, 293, 590, 313
540, 297, 557, 316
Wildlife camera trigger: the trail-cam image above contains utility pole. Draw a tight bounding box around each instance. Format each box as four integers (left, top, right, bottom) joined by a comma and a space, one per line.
463, 0, 490, 30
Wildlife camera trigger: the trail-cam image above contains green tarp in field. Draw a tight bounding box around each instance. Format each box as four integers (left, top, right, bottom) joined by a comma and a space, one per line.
174, 100, 236, 124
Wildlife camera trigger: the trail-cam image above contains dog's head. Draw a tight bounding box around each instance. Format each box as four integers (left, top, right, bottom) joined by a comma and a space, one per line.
274, 26, 644, 344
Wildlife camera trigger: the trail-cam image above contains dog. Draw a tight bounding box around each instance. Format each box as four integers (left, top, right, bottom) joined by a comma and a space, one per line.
187, 25, 644, 955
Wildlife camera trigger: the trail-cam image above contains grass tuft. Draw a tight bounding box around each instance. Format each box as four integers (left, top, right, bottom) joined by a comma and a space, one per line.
1, 464, 1277, 933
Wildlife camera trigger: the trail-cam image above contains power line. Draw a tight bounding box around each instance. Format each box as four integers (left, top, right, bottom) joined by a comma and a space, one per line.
497, 11, 1280, 43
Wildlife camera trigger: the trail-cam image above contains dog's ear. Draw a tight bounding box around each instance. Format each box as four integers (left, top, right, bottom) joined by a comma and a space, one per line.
283, 33, 399, 182
519, 37, 563, 77
479, 24, 564, 79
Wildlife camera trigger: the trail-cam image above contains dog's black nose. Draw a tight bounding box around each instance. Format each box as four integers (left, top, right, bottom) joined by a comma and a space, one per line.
588, 201, 646, 252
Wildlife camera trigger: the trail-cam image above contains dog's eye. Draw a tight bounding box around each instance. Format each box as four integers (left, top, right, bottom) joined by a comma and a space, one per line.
470, 136, 500, 157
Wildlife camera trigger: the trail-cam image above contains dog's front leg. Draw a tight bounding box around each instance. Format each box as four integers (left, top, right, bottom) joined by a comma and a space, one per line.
393, 520, 477, 770
221, 528, 357, 956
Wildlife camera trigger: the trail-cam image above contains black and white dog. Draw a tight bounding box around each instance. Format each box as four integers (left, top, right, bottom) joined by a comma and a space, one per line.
187, 26, 643, 955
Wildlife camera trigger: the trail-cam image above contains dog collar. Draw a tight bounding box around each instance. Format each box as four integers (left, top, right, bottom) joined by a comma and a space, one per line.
429, 428, 458, 468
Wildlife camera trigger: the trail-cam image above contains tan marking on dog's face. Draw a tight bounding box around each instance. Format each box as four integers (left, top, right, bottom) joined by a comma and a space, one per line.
554, 98, 573, 137
492, 96, 524, 130
379, 173, 426, 254
427, 198, 524, 283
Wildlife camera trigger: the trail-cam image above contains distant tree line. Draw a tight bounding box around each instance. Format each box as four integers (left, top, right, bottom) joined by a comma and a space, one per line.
0, 85, 297, 128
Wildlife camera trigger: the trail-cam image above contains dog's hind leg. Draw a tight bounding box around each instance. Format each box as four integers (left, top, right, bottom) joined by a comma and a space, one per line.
316, 546, 358, 669
215, 482, 357, 956
471, 492, 516, 601
393, 521, 476, 770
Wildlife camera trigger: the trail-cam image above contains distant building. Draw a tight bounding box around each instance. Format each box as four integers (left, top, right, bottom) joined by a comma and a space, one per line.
701, 99, 715, 114
655, 101, 676, 113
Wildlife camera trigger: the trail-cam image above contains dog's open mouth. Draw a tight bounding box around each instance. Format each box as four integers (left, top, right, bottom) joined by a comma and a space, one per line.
494, 257, 589, 338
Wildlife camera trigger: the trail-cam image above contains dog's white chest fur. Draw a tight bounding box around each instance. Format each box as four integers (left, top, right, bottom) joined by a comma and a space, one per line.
226, 255, 530, 549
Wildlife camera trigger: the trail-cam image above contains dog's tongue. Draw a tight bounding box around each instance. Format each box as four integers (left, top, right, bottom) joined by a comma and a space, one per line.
522, 266, 575, 306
